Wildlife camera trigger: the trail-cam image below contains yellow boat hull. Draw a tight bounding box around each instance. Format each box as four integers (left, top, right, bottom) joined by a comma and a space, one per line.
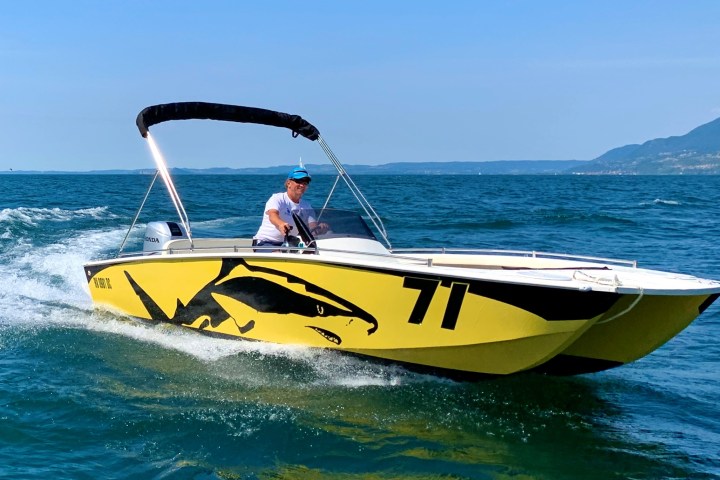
84, 255, 626, 376
535, 292, 719, 374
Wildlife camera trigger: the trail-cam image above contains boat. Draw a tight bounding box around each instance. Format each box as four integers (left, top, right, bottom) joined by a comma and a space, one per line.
84, 102, 720, 378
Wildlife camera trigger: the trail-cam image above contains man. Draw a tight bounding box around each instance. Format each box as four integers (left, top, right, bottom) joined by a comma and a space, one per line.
253, 167, 325, 248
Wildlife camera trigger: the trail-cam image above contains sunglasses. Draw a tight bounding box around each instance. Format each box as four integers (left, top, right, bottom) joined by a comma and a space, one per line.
291, 178, 310, 185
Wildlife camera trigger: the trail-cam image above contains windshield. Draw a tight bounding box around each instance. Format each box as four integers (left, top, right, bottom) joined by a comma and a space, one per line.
294, 208, 378, 241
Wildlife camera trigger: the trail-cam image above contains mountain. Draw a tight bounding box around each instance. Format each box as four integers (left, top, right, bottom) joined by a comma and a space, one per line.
2, 160, 590, 176
568, 117, 720, 174
174, 160, 590, 175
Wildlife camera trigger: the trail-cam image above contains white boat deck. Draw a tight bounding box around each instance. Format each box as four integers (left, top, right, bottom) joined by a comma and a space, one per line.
120, 236, 720, 297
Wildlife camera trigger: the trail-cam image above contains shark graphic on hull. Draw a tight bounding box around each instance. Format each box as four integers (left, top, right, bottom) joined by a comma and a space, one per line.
124, 257, 378, 345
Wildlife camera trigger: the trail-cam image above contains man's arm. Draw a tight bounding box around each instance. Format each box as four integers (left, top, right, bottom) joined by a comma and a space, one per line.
267, 209, 291, 234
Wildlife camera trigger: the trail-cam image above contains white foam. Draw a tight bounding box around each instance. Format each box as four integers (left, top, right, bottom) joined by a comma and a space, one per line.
83, 313, 254, 360
0, 206, 114, 226
640, 199, 681, 206
81, 311, 423, 387
0, 224, 126, 327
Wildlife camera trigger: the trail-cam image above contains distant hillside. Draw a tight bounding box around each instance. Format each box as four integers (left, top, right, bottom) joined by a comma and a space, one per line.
175, 160, 589, 175
569, 117, 720, 174
2, 160, 590, 176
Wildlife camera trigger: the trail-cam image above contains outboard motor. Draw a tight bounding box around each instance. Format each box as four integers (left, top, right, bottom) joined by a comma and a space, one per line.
143, 221, 188, 254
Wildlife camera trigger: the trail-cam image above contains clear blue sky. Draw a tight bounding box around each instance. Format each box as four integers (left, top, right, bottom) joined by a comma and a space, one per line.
2, 1, 720, 171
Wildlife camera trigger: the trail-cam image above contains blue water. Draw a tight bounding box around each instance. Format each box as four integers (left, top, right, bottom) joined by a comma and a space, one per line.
1, 173, 719, 479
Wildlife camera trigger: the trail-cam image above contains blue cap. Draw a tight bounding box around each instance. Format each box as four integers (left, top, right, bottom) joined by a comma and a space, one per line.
288, 167, 311, 181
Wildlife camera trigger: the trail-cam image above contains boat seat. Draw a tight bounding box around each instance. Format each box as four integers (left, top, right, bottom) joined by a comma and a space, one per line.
163, 238, 254, 254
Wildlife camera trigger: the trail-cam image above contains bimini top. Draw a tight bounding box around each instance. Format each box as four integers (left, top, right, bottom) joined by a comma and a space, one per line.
135, 102, 321, 141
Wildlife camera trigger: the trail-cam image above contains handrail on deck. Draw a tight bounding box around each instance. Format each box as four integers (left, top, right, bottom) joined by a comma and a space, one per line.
390, 247, 638, 268
118, 240, 637, 269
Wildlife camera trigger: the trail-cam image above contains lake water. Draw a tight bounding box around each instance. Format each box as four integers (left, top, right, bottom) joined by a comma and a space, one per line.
1, 173, 719, 479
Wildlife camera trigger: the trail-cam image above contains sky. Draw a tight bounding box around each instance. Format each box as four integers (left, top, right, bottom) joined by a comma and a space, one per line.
2, 1, 720, 171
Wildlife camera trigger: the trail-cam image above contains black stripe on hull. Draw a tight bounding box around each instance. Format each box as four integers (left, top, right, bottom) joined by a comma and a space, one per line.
530, 354, 623, 376
464, 279, 619, 321
346, 262, 622, 321
85, 257, 622, 323
699, 293, 720, 314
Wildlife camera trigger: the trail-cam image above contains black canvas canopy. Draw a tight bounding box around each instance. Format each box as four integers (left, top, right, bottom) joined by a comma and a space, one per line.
135, 102, 320, 141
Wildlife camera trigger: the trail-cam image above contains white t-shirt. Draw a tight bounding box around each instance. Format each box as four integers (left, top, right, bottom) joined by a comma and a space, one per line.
254, 192, 317, 243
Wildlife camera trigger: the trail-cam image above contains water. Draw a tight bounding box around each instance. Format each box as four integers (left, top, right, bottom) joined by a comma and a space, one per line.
1, 173, 719, 479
